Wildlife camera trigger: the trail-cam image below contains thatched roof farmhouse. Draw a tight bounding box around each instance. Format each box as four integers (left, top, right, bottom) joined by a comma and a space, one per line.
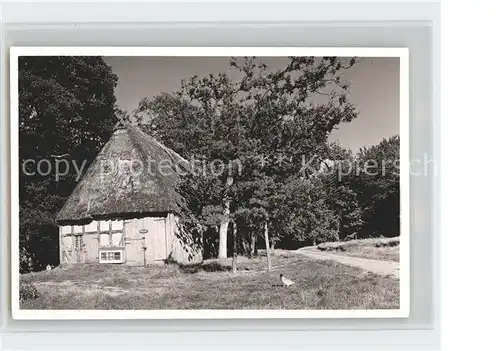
56, 122, 201, 266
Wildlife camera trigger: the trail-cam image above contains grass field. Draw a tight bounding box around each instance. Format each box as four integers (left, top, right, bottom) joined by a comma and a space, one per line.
317, 237, 400, 262
20, 251, 399, 310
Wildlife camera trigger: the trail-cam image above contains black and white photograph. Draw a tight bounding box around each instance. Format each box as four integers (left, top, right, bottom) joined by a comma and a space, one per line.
11, 47, 409, 319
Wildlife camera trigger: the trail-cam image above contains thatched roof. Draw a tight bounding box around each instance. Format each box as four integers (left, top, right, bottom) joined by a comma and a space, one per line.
56, 122, 190, 224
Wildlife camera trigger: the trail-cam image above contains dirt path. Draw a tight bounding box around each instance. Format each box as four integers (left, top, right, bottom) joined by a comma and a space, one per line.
296, 246, 400, 279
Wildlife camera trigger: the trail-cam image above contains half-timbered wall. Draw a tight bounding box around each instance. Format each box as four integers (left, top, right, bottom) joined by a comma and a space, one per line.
59, 215, 202, 265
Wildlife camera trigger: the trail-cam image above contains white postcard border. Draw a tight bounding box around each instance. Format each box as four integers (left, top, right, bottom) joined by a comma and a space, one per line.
10, 46, 410, 320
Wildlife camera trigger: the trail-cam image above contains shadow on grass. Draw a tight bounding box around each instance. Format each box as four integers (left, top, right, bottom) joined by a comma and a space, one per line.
175, 256, 269, 274
178, 261, 232, 274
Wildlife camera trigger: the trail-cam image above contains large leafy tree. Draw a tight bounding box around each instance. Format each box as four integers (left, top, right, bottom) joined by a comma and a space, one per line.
19, 56, 118, 272
137, 56, 359, 259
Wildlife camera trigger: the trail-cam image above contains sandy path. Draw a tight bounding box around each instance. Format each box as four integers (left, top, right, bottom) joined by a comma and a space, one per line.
296, 246, 400, 279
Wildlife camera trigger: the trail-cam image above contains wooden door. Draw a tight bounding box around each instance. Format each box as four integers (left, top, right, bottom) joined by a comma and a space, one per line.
124, 219, 145, 266
151, 218, 168, 263
82, 233, 99, 262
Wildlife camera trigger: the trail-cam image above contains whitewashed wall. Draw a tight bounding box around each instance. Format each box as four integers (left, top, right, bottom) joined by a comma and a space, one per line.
59, 215, 202, 265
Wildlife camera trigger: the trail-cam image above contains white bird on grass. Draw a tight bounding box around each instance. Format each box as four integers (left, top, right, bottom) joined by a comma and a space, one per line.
280, 273, 295, 287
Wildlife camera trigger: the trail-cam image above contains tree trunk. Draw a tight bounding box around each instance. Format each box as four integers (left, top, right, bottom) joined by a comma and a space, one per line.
232, 222, 238, 274
241, 226, 250, 257
264, 221, 272, 272
218, 176, 233, 259
249, 232, 256, 257
218, 199, 230, 259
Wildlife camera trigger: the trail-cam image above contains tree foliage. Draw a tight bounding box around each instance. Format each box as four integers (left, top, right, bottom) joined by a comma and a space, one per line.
137, 56, 365, 257
19, 56, 118, 272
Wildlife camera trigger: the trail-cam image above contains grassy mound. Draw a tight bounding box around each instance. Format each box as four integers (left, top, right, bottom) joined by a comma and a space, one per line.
317, 237, 400, 262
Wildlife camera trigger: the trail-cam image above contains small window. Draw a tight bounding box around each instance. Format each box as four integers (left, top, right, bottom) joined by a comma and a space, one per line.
99, 250, 124, 264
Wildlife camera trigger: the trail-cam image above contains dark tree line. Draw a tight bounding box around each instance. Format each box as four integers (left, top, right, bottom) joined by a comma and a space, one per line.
18, 57, 118, 272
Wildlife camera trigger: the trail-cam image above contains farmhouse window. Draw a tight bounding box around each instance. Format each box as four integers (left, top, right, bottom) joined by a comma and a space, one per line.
99, 249, 124, 263
102, 252, 116, 260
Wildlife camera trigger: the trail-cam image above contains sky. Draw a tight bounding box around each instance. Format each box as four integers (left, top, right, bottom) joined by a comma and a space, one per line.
103, 56, 399, 152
